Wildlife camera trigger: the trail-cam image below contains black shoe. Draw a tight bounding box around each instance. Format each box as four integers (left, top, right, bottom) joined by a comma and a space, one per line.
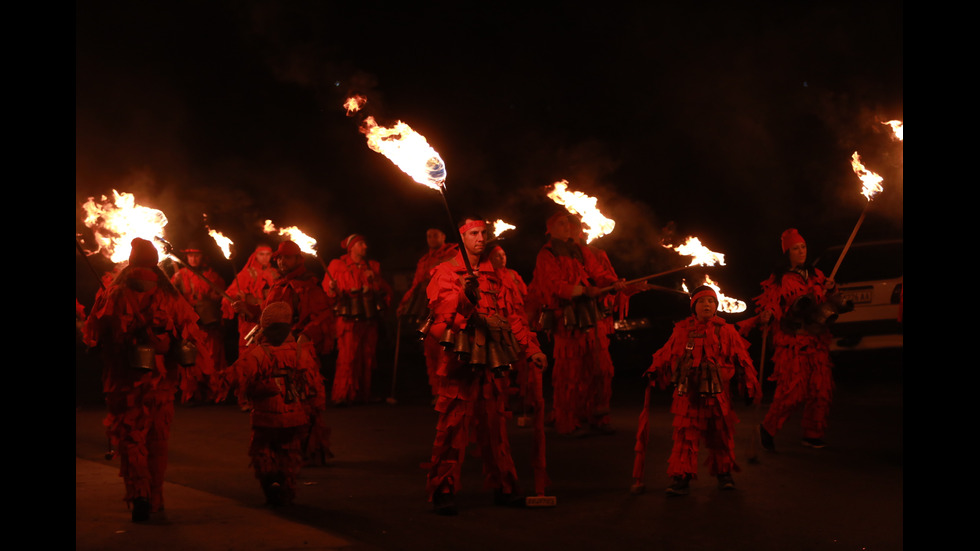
131, 497, 150, 522
433, 491, 458, 516
265, 482, 285, 506
802, 437, 826, 449
665, 475, 691, 496
759, 425, 775, 452
717, 473, 735, 490
493, 488, 526, 508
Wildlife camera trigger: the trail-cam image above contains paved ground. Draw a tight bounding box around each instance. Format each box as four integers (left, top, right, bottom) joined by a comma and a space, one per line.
77, 345, 903, 551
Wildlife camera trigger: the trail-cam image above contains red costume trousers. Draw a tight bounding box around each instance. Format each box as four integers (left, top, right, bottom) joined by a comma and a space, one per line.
331, 319, 379, 404
425, 370, 519, 500
551, 326, 613, 434
762, 334, 833, 440
249, 426, 305, 504
667, 393, 738, 477
104, 387, 175, 511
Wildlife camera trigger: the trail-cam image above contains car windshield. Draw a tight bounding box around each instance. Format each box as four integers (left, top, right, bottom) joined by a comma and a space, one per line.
815, 240, 903, 282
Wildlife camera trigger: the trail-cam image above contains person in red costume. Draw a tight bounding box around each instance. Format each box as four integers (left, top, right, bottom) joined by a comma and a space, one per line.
396, 228, 459, 396
258, 240, 334, 465
489, 243, 550, 497
424, 217, 548, 515
222, 243, 280, 358
323, 234, 393, 405
83, 237, 213, 522
527, 212, 625, 436
233, 301, 326, 506
637, 285, 760, 496
749, 228, 839, 451
170, 242, 227, 402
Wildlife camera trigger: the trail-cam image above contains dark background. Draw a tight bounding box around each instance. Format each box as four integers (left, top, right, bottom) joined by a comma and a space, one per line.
76, 1, 903, 307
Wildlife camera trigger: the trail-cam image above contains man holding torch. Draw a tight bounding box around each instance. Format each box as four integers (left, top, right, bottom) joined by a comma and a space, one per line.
528, 212, 625, 436
170, 241, 227, 402
423, 217, 547, 515
746, 228, 841, 451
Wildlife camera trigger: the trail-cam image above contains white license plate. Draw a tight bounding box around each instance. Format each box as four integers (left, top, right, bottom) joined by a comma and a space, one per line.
840, 286, 873, 304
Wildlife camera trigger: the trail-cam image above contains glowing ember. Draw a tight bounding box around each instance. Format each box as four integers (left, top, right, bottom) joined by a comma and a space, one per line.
493, 219, 516, 238
263, 220, 318, 254
882, 120, 903, 141
344, 95, 366, 115
667, 236, 726, 267
850, 152, 884, 200
546, 180, 616, 243
208, 229, 234, 259
81, 190, 169, 263
682, 276, 746, 314
358, 116, 446, 190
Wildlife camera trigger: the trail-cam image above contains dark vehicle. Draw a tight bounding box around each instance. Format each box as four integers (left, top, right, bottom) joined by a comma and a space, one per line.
816, 239, 903, 351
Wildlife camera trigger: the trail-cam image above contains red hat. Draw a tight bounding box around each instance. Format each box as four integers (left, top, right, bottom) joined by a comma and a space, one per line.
340, 234, 365, 251
181, 241, 204, 254
780, 228, 806, 254
690, 285, 718, 311
273, 240, 302, 258
129, 238, 159, 268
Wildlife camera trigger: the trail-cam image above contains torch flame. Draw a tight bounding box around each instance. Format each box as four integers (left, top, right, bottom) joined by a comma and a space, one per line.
850, 152, 884, 201
682, 276, 746, 314
667, 236, 726, 267
493, 219, 516, 238
263, 220, 318, 254
344, 95, 366, 116
359, 116, 446, 190
882, 120, 903, 141
208, 229, 234, 259
81, 190, 169, 263
546, 180, 616, 243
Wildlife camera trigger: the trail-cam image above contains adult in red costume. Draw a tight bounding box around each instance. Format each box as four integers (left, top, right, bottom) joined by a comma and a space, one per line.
170, 243, 227, 402
489, 243, 550, 497
396, 228, 458, 396
424, 218, 547, 515
527, 213, 624, 436
83, 238, 212, 522
324, 234, 392, 405
257, 240, 334, 465
636, 286, 759, 496
222, 244, 280, 358
750, 228, 839, 451
233, 301, 326, 506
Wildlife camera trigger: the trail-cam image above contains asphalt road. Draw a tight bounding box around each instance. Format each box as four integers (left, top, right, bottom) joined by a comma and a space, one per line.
76, 342, 903, 551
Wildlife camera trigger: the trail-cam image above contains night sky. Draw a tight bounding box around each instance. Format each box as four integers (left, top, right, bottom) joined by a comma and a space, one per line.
75, 1, 903, 305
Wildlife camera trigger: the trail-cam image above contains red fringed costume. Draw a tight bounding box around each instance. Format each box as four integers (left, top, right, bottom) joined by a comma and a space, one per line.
324, 242, 392, 405
83, 239, 213, 517
171, 265, 226, 401
423, 250, 543, 503
639, 312, 759, 480
221, 246, 280, 357
753, 266, 836, 441
233, 303, 326, 505
527, 238, 618, 434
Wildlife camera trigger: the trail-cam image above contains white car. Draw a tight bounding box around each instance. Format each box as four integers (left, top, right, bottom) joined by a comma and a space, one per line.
817, 239, 903, 351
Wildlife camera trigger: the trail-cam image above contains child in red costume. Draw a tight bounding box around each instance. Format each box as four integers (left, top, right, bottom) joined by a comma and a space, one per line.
234, 302, 326, 506
639, 285, 759, 496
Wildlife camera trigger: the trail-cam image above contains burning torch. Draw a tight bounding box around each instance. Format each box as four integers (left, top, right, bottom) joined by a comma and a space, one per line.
829, 152, 885, 281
